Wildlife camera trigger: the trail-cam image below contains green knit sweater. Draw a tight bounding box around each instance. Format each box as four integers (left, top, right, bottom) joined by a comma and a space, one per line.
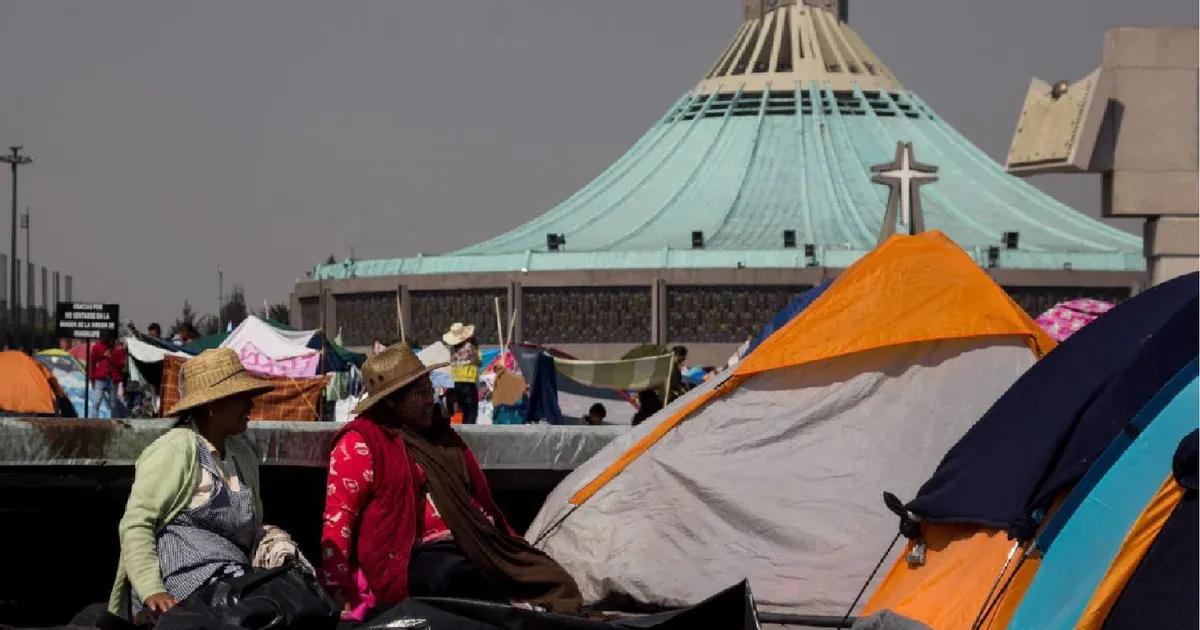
107, 427, 263, 614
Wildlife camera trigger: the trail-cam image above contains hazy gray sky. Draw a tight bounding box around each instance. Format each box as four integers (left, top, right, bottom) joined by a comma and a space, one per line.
0, 1, 1194, 327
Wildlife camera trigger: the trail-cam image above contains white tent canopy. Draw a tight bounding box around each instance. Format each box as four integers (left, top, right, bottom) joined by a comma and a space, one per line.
220, 315, 317, 360
124, 336, 190, 363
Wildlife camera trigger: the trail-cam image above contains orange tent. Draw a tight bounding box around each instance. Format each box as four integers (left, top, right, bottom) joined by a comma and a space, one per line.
574, 231, 1053, 505
525, 232, 1054, 616
0, 351, 59, 415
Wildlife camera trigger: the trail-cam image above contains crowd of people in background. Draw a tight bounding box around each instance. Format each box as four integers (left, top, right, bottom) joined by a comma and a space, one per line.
0, 312, 700, 426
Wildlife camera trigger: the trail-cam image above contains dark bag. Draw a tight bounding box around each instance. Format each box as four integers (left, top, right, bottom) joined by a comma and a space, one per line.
156, 564, 337, 630
363, 580, 761, 630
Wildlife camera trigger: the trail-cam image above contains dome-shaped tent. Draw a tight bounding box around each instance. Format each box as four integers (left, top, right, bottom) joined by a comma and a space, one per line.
525, 232, 1054, 616
0, 351, 62, 416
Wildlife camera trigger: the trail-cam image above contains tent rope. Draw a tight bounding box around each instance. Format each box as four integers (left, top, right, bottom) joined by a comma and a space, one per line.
840, 531, 902, 628
530, 504, 581, 549
971, 542, 1030, 630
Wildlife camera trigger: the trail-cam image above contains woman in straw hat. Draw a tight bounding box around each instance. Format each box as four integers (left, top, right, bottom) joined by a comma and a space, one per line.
445, 322, 481, 424
108, 348, 273, 621
321, 343, 581, 621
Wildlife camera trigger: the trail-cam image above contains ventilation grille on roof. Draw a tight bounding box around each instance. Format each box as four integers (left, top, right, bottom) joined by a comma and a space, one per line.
669, 90, 926, 122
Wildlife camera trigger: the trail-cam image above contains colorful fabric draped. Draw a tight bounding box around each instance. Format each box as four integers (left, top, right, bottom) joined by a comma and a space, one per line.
1035, 298, 1114, 342
237, 341, 320, 378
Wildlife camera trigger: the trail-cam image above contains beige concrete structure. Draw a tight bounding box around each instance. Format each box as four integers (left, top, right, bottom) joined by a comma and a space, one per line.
1007, 27, 1199, 285
696, 0, 901, 95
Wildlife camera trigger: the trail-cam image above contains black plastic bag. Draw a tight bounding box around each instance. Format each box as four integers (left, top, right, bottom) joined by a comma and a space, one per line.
361, 580, 760, 630
156, 564, 337, 630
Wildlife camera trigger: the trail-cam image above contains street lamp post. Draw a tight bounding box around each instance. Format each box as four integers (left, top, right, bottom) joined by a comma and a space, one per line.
21, 207, 29, 324
22, 207, 29, 275
0, 147, 32, 325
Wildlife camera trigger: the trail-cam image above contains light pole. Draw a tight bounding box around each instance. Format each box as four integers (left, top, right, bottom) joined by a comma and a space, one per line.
0, 147, 32, 324
218, 264, 224, 332
20, 208, 29, 325
22, 207, 29, 273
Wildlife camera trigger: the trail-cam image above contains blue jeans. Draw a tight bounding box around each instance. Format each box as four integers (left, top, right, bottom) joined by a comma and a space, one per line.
90, 378, 113, 418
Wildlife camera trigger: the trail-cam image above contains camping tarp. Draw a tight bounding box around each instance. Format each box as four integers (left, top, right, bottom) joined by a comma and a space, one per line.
525, 353, 565, 425
514, 346, 636, 423
554, 355, 674, 394
306, 331, 365, 372
125, 336, 190, 364
526, 232, 1052, 616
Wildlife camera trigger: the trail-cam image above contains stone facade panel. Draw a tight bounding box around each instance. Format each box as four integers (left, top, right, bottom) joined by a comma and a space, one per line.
523, 286, 651, 344
667, 285, 809, 343
410, 289, 507, 346
335, 292, 397, 346
299, 297, 320, 331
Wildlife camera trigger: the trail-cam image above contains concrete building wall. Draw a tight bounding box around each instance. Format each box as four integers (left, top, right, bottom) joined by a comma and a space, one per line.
1101, 27, 1198, 283
1006, 26, 1197, 286
296, 267, 1141, 365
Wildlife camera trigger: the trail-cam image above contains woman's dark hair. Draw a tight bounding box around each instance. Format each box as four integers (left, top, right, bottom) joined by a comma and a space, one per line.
588, 403, 607, 418
632, 390, 663, 426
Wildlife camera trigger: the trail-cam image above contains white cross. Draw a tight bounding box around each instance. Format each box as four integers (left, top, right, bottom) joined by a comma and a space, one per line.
875, 145, 938, 227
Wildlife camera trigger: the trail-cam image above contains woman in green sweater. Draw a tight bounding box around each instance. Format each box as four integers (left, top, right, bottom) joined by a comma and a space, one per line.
108, 348, 272, 620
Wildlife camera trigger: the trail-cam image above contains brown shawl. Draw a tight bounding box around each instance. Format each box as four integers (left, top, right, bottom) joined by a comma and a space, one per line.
399, 423, 583, 614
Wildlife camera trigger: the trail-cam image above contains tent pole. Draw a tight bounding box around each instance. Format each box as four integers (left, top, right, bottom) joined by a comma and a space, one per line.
663, 352, 675, 405
84, 339, 91, 417
396, 291, 405, 346
494, 297, 505, 354
506, 307, 517, 359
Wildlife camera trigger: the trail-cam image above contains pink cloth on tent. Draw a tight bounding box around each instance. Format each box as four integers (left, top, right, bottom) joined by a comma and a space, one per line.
1035, 298, 1115, 342
238, 341, 320, 377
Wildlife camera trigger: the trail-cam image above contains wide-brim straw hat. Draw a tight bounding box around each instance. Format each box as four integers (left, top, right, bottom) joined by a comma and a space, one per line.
167, 348, 273, 417
353, 343, 447, 415
442, 322, 476, 347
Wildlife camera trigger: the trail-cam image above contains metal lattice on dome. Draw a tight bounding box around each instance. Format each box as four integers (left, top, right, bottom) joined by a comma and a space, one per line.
317, 0, 1142, 280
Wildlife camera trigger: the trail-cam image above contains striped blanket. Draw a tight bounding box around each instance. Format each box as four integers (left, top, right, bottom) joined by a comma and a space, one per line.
553, 354, 675, 393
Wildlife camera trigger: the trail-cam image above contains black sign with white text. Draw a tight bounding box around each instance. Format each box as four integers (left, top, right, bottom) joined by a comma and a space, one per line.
56, 303, 120, 340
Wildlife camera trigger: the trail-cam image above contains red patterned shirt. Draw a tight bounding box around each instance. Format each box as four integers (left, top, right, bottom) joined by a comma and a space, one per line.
320, 429, 509, 619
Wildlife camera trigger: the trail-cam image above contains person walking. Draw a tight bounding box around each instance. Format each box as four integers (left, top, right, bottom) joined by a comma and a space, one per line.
444, 323, 481, 425
110, 338, 129, 416
88, 333, 116, 417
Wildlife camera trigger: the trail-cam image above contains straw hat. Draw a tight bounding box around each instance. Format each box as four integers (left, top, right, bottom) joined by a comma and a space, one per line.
353, 343, 447, 415
167, 348, 273, 417
442, 322, 476, 347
